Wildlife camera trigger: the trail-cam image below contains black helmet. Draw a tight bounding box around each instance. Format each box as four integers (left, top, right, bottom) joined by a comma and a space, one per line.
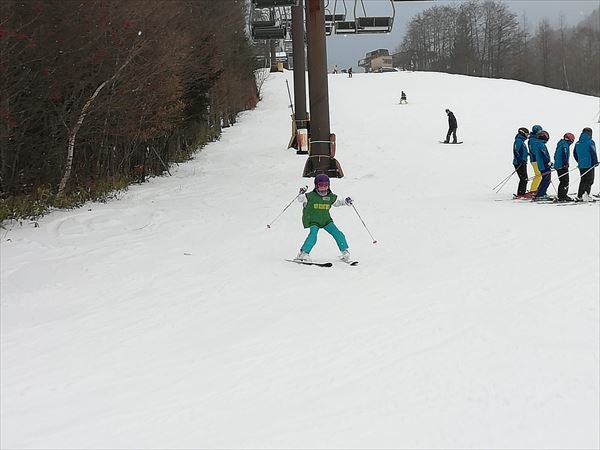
538, 130, 550, 141
518, 127, 529, 136
583, 127, 593, 136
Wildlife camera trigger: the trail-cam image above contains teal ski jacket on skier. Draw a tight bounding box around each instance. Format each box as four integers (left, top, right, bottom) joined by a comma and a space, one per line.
553, 138, 571, 170
527, 135, 537, 163
530, 135, 551, 172
513, 133, 528, 165
573, 131, 598, 169
527, 125, 543, 163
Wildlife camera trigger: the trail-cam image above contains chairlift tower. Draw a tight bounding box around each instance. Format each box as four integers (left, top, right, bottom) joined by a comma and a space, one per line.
252, 0, 415, 178
303, 0, 343, 178
291, 0, 308, 129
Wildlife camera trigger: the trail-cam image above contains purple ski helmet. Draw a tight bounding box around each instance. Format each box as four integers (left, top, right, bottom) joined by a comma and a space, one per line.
314, 174, 330, 186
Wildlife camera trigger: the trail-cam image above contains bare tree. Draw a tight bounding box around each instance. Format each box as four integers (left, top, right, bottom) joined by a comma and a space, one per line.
1, 0, 259, 203
397, 1, 597, 96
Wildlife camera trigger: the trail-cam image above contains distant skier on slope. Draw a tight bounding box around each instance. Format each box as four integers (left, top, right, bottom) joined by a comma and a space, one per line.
444, 109, 458, 143
294, 174, 354, 264
399, 91, 407, 104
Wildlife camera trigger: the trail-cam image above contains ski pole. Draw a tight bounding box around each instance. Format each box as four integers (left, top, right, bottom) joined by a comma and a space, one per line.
552, 164, 597, 181
527, 167, 556, 181
556, 165, 580, 179
493, 164, 523, 193
285, 79, 294, 112
350, 203, 378, 244
494, 171, 516, 193
579, 164, 599, 179
492, 168, 517, 191
266, 187, 307, 229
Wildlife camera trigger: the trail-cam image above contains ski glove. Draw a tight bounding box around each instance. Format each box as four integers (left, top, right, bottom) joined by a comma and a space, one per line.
345, 197, 353, 205
299, 186, 307, 194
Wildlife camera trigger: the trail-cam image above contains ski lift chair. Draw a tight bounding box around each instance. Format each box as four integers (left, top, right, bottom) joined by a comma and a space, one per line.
252, 19, 276, 29
253, 0, 298, 7
355, 17, 393, 33
331, 0, 356, 34
334, 20, 357, 34
250, 6, 287, 40
253, 26, 286, 40
354, 0, 395, 34
325, 13, 345, 36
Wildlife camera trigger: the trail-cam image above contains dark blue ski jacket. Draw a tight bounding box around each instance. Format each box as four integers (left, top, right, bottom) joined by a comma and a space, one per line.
553, 138, 571, 170
530, 136, 551, 172
573, 132, 598, 169
527, 135, 538, 163
513, 133, 528, 165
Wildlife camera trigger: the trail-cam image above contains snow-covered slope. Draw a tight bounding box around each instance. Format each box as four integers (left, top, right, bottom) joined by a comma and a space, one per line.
1, 70, 599, 449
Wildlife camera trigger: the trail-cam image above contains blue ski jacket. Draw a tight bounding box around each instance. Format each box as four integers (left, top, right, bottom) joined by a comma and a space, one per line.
513, 133, 528, 165
527, 135, 538, 162
573, 132, 598, 169
553, 139, 571, 170
530, 136, 551, 172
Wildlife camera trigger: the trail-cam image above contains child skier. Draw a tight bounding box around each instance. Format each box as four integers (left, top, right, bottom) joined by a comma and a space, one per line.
295, 174, 354, 263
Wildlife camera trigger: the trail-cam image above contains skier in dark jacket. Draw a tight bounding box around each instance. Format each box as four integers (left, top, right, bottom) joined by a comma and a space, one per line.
294, 174, 354, 263
444, 109, 458, 143
553, 133, 575, 201
573, 127, 598, 201
530, 130, 552, 200
512, 127, 529, 196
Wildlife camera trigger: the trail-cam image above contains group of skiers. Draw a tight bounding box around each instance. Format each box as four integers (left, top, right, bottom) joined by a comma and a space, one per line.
289, 126, 596, 264
332, 65, 353, 77
512, 125, 598, 202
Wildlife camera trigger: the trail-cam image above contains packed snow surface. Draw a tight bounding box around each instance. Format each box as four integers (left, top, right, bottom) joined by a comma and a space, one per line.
1, 70, 599, 449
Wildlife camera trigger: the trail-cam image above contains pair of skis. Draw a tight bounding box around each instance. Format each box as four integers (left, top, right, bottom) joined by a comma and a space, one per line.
286, 259, 358, 268
512, 194, 598, 204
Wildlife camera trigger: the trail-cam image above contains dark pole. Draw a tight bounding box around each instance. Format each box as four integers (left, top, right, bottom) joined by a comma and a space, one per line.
291, 0, 307, 128
303, 0, 343, 178
269, 39, 278, 72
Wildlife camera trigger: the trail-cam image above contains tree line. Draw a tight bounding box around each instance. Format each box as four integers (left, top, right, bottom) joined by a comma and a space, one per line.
1, 0, 259, 218
397, 0, 599, 97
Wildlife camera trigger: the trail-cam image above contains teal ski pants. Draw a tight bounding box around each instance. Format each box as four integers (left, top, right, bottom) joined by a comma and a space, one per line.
301, 223, 348, 254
